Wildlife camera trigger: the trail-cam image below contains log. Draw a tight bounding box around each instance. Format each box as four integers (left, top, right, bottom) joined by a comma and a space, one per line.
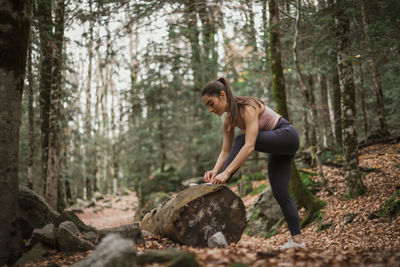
142, 184, 246, 247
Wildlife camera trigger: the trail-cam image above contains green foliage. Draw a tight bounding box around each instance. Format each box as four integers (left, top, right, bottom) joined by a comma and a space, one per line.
378, 189, 400, 219
250, 184, 267, 196
299, 170, 320, 194
320, 150, 343, 165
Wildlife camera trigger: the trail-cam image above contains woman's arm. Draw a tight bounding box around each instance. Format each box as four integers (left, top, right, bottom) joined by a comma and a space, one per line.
211, 106, 258, 184
204, 119, 234, 182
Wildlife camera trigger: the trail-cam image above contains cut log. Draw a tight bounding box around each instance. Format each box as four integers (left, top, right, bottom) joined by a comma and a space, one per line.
142, 184, 246, 247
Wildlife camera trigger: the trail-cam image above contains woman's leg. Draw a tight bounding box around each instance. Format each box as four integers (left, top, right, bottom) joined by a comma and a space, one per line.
268, 154, 301, 236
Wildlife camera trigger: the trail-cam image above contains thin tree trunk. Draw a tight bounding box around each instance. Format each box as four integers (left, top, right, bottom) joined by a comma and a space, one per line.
319, 74, 334, 147
85, 0, 94, 199
46, 0, 65, 210
38, 0, 53, 195
27, 34, 34, 190
360, 0, 388, 136
293, 1, 330, 193
302, 110, 310, 148
332, 69, 342, 147
358, 58, 369, 140
0, 1, 31, 264
268, 0, 324, 221
336, 0, 366, 198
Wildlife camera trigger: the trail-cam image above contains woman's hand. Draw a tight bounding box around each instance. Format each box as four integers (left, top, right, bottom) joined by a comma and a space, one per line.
204, 170, 216, 182
211, 172, 230, 184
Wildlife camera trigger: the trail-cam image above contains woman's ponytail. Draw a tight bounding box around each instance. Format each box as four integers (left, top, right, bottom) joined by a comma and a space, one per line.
217, 77, 237, 127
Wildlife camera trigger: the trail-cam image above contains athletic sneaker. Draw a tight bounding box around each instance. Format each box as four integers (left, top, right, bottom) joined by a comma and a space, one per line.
279, 238, 306, 250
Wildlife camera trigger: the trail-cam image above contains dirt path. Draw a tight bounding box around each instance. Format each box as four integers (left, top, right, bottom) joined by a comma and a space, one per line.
77, 192, 138, 229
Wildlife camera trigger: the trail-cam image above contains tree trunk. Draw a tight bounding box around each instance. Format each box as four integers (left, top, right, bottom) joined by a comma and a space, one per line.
336, 0, 366, 198
46, 0, 64, 210
38, 0, 53, 195
0, 1, 31, 264
358, 58, 369, 140
360, 0, 388, 136
85, 0, 94, 199
268, 0, 324, 218
27, 34, 34, 190
332, 69, 342, 147
142, 185, 246, 247
292, 0, 329, 193
302, 110, 310, 148
319, 74, 334, 147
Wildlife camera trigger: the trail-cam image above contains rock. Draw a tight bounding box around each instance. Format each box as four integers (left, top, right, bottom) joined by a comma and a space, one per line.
245, 186, 283, 237
138, 248, 198, 267
141, 230, 156, 238
15, 242, 50, 265
55, 210, 95, 233
99, 223, 144, 244
71, 234, 136, 267
94, 191, 104, 201
207, 232, 228, 248
32, 224, 56, 248
18, 186, 60, 239
82, 231, 98, 242
142, 184, 246, 247
57, 221, 95, 252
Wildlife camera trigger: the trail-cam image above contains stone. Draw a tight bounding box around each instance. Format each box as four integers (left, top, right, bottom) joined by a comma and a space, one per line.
18, 186, 60, 239
15, 243, 50, 265
55, 210, 95, 233
57, 221, 95, 252
71, 234, 136, 267
32, 224, 56, 248
245, 186, 283, 237
99, 223, 144, 244
207, 232, 228, 248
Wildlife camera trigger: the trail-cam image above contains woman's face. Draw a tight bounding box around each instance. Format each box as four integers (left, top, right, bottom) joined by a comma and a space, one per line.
202, 91, 228, 116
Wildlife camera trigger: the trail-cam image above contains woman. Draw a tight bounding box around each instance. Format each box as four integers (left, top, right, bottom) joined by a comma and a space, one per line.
202, 77, 305, 250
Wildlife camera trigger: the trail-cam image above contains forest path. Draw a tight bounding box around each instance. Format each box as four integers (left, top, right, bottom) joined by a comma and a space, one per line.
77, 191, 138, 229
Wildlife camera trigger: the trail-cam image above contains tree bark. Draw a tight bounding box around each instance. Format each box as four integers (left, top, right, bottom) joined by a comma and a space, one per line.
0, 1, 31, 264
332, 69, 342, 147
37, 0, 53, 195
46, 0, 64, 210
268, 0, 324, 218
319, 74, 334, 147
335, 0, 366, 198
27, 34, 34, 190
358, 58, 369, 140
360, 0, 388, 136
142, 185, 246, 247
292, 1, 329, 193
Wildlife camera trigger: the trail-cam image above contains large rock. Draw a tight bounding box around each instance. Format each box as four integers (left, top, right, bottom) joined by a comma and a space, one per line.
98, 223, 144, 244
137, 248, 198, 266
15, 243, 50, 265
245, 186, 283, 237
57, 221, 95, 252
55, 210, 96, 233
32, 224, 56, 248
142, 184, 246, 247
18, 186, 60, 239
72, 234, 136, 267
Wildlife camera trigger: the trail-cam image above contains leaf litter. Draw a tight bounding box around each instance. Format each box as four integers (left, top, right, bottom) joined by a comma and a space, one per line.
16, 142, 400, 266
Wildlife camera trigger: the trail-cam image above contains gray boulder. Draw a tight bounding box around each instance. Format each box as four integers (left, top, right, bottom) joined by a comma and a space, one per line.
207, 231, 228, 248
72, 234, 137, 267
32, 224, 56, 248
55, 210, 96, 233
245, 186, 283, 237
18, 186, 60, 239
58, 221, 95, 252
98, 222, 144, 244
138, 248, 198, 267
15, 242, 50, 265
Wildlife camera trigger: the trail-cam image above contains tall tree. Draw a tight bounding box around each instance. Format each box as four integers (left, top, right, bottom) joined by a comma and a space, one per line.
0, 0, 31, 264
335, 0, 366, 198
46, 0, 65, 210
292, 0, 329, 193
360, 0, 388, 136
27, 31, 34, 190
268, 0, 324, 223
37, 0, 53, 195
319, 74, 334, 147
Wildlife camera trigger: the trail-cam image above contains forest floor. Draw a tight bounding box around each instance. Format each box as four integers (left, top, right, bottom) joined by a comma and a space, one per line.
19, 142, 400, 267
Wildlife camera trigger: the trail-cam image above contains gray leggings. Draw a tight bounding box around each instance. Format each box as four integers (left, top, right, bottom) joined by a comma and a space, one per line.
221, 117, 301, 236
